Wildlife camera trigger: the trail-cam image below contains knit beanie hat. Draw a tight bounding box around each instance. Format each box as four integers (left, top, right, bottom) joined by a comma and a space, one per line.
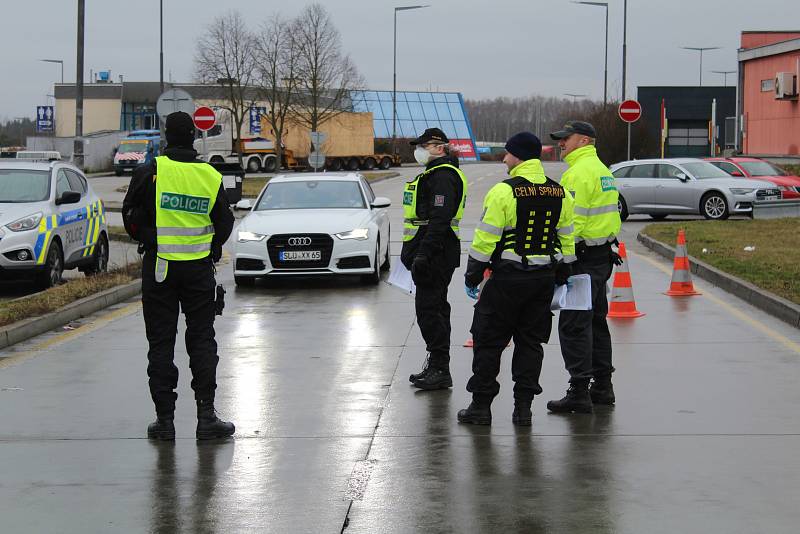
165, 111, 196, 149
505, 132, 542, 161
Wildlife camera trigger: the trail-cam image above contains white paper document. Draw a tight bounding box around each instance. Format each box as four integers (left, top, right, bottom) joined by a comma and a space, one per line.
387, 261, 416, 295
550, 273, 592, 311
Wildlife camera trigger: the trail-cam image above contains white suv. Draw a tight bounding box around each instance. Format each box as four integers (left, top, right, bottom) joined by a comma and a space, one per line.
0, 160, 109, 288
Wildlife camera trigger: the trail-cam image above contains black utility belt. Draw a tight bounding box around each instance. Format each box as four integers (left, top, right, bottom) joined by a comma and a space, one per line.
577, 242, 612, 258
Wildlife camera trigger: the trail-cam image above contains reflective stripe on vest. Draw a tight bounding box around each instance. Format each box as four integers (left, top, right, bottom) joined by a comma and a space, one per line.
154, 156, 222, 261
402, 163, 468, 241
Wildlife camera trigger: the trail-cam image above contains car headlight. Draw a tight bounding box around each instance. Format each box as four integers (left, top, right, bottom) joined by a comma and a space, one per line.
778, 185, 791, 191
6, 212, 43, 232
237, 231, 266, 242
335, 228, 369, 240
729, 188, 755, 195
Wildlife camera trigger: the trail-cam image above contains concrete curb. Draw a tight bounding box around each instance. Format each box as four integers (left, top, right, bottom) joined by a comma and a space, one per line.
637, 232, 800, 329
0, 279, 141, 350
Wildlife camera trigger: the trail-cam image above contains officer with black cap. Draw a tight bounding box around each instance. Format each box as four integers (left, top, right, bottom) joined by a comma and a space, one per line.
547, 120, 622, 414
123, 111, 235, 440
458, 132, 575, 426
403, 128, 468, 390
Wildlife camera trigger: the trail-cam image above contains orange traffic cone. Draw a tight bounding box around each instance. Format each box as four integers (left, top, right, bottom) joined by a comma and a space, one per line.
464, 269, 491, 348
665, 229, 701, 297
608, 242, 645, 318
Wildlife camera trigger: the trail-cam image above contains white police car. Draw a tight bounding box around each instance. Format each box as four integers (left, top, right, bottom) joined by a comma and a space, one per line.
0, 160, 109, 288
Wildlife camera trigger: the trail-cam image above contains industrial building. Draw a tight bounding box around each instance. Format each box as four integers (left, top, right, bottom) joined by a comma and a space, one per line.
737, 31, 800, 158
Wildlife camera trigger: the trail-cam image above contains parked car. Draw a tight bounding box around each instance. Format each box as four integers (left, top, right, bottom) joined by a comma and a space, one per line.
232, 173, 391, 286
609, 158, 780, 220
705, 157, 800, 199
0, 160, 109, 288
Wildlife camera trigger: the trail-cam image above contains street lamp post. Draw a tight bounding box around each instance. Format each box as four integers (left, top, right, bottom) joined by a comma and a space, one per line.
622, 0, 627, 100
711, 69, 736, 86
393, 5, 429, 157
160, 0, 164, 95
681, 46, 721, 86
74, 0, 85, 170
40, 59, 64, 84
572, 1, 608, 106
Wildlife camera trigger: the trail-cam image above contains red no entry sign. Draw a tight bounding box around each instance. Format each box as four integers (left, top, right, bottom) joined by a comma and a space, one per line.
193, 106, 216, 131
618, 100, 642, 123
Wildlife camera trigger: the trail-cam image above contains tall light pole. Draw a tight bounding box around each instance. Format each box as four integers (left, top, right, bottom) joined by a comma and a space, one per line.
572, 1, 608, 106
40, 59, 64, 84
160, 0, 164, 94
393, 5, 429, 156
74, 0, 85, 170
681, 46, 720, 86
711, 69, 736, 86
564, 93, 588, 103
622, 0, 627, 100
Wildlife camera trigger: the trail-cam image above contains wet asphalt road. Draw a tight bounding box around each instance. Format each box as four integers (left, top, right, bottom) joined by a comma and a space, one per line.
2, 163, 800, 533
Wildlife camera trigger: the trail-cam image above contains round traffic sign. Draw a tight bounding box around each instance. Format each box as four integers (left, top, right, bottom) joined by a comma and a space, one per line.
618, 100, 642, 123
156, 88, 194, 122
308, 151, 326, 169
193, 106, 217, 131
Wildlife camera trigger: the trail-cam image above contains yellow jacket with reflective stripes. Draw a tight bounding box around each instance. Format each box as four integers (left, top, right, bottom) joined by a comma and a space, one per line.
560, 145, 620, 245
154, 156, 221, 261
469, 159, 575, 267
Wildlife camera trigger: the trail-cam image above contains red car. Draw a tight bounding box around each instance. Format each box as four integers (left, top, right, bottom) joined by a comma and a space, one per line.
706, 157, 800, 199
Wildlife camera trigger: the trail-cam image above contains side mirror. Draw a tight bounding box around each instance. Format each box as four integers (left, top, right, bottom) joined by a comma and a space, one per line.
235, 199, 252, 211
676, 172, 688, 182
56, 191, 81, 205
371, 196, 391, 209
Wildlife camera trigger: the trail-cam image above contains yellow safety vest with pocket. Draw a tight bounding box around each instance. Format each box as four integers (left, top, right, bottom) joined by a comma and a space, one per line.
402, 164, 468, 242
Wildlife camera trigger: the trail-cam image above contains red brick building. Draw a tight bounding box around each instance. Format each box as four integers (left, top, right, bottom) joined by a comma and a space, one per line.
737, 31, 800, 157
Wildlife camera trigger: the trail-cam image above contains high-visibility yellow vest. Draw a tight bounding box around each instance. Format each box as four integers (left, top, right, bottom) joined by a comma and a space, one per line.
469, 159, 576, 266
402, 163, 467, 242
560, 145, 620, 246
154, 156, 221, 262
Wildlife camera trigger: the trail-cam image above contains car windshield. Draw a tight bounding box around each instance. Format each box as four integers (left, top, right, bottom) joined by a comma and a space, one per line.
738, 161, 786, 177
256, 180, 366, 210
118, 142, 149, 153
0, 169, 50, 202
680, 162, 732, 180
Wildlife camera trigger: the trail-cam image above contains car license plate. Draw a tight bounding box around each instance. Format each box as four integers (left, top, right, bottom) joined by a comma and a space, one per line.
764, 195, 779, 201
280, 250, 321, 261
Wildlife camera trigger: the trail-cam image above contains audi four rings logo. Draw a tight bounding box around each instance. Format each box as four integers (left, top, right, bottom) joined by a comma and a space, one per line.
288, 237, 312, 246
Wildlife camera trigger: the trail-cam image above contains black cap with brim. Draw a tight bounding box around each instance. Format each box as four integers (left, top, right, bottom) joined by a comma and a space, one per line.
550, 120, 597, 140
410, 127, 449, 146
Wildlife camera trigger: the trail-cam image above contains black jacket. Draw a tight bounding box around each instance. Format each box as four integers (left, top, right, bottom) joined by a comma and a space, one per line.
122, 147, 234, 262
400, 155, 463, 270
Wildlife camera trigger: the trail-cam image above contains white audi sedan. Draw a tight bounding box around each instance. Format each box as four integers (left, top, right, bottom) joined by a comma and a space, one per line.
233, 173, 391, 286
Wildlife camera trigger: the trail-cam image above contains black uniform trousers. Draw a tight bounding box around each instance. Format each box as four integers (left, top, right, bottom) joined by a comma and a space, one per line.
558, 244, 615, 383
467, 273, 555, 403
142, 252, 219, 415
414, 257, 456, 369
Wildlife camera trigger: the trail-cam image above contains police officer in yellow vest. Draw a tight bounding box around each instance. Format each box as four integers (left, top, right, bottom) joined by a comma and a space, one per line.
403, 128, 468, 390
458, 132, 575, 426
547, 121, 623, 414
122, 111, 235, 440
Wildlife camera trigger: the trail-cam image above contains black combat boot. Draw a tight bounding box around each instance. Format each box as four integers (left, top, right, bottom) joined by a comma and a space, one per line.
409, 354, 432, 383
457, 400, 492, 425
147, 414, 175, 440
590, 376, 616, 405
411, 367, 452, 390
546, 381, 593, 414
196, 399, 235, 440
512, 399, 533, 426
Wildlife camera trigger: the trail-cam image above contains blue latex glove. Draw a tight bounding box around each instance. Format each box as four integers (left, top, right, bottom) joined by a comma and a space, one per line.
465, 284, 480, 300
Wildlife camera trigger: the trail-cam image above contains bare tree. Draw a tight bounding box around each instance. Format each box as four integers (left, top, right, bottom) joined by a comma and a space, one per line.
194, 10, 257, 166
253, 14, 298, 170
291, 4, 364, 139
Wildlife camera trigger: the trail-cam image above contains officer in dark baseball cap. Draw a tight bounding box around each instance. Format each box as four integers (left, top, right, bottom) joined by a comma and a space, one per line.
549, 120, 597, 140
403, 128, 469, 391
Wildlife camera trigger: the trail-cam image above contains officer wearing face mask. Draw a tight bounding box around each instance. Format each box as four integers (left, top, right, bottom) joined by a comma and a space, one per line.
402, 128, 468, 390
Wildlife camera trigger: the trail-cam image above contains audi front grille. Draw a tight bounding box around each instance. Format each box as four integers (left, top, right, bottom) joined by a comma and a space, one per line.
267, 233, 334, 269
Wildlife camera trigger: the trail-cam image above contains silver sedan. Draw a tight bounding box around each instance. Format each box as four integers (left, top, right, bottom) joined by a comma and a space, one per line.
610, 158, 780, 220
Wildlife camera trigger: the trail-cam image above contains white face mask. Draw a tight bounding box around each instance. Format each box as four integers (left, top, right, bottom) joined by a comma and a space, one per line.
414, 147, 431, 165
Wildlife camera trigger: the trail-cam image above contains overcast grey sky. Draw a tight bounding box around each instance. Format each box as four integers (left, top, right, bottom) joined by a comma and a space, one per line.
1, 0, 795, 120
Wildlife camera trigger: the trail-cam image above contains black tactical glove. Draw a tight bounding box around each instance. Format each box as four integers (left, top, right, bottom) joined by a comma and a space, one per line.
214, 284, 226, 316
411, 254, 432, 285
212, 243, 223, 263
555, 262, 573, 286
611, 250, 624, 266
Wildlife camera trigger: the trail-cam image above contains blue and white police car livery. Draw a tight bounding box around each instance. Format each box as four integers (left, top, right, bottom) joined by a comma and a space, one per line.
0, 160, 109, 288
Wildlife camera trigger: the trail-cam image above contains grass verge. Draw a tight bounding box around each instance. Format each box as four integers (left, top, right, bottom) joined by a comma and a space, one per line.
0, 269, 138, 328
641, 219, 800, 304
241, 171, 398, 198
